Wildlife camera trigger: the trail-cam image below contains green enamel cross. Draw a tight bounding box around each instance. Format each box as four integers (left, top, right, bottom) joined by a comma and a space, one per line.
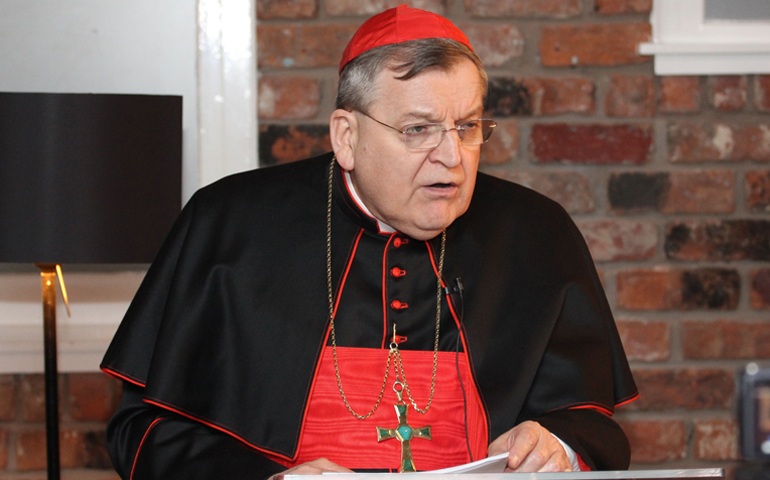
376, 402, 432, 472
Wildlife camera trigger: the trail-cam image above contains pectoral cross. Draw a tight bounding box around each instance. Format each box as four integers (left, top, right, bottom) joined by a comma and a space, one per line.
376, 382, 431, 472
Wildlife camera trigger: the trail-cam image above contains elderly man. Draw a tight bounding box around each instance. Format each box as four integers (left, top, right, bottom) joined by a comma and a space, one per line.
102, 6, 637, 479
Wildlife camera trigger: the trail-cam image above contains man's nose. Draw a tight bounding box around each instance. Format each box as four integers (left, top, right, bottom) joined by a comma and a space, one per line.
430, 128, 462, 167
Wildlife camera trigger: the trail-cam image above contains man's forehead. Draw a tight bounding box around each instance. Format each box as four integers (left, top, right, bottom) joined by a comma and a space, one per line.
369, 63, 486, 120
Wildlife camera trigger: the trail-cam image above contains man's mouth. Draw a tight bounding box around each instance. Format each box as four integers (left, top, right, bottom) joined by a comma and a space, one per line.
429, 183, 454, 188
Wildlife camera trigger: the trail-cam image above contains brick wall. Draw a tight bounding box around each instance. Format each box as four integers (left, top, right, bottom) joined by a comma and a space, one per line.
0, 373, 121, 478
3, 0, 767, 477
257, 0, 769, 474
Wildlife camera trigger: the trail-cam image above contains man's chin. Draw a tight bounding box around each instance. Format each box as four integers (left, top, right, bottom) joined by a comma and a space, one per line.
400, 217, 457, 240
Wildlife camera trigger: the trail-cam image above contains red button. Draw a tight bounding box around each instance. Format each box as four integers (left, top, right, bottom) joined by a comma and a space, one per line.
390, 267, 406, 278
390, 300, 408, 310
393, 238, 409, 248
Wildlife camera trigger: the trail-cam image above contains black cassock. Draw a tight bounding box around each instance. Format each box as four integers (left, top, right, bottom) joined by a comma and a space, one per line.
101, 152, 638, 479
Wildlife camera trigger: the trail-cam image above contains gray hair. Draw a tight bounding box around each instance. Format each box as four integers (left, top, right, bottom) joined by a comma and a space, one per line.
335, 38, 488, 113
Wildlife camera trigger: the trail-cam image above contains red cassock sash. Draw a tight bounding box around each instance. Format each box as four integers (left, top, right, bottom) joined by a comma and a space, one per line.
264, 346, 488, 471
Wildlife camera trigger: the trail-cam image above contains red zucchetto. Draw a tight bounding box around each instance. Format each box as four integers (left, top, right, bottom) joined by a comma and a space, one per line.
339, 4, 474, 74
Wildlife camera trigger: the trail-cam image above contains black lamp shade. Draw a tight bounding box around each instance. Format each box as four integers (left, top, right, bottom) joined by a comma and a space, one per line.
0, 92, 182, 264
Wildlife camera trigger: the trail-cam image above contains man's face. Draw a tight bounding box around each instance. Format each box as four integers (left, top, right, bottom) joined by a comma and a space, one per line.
343, 58, 485, 241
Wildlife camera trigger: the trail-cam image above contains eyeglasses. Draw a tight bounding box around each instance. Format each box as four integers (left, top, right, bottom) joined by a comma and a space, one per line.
358, 111, 497, 151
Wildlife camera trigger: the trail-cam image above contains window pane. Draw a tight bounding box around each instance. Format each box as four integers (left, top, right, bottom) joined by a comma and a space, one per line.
705, 0, 770, 21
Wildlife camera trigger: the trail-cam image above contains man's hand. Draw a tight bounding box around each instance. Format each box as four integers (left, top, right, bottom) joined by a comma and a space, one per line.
488, 421, 572, 473
268, 458, 353, 480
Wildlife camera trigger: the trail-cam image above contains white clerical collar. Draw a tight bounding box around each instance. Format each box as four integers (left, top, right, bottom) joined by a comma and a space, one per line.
343, 170, 396, 234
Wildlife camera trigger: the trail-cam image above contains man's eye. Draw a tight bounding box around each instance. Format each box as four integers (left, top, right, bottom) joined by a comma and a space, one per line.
462, 120, 481, 130
404, 125, 430, 135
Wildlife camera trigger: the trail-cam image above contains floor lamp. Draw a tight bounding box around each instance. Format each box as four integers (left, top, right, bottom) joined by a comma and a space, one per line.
0, 92, 182, 479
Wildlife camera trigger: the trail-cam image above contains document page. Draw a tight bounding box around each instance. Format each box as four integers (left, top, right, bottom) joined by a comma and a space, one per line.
425, 453, 509, 474
319, 453, 509, 475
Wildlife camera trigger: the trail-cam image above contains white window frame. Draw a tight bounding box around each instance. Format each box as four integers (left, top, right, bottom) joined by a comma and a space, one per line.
0, 0, 257, 374
638, 0, 770, 75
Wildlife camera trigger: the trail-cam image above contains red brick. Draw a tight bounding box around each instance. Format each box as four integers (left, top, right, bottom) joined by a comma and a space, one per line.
496, 171, 595, 213
595, 0, 652, 14
694, 419, 739, 460
465, 0, 580, 17
540, 23, 651, 67
608, 172, 668, 212
681, 269, 741, 310
61, 430, 87, 469
659, 76, 701, 113
668, 122, 770, 162
480, 119, 518, 165
661, 170, 734, 214
259, 125, 332, 166
616, 319, 670, 362
521, 77, 595, 115
325, 0, 445, 16
605, 74, 655, 117
17, 429, 88, 471
487, 77, 532, 116
617, 268, 740, 310
618, 419, 687, 462
17, 429, 46, 471
460, 24, 524, 67
20, 374, 46, 422
68, 373, 118, 422
683, 320, 770, 359
747, 170, 770, 211
576, 220, 657, 262
629, 368, 734, 410
665, 220, 770, 261
617, 268, 682, 310
257, 0, 317, 19
488, 77, 595, 116
258, 24, 357, 69
531, 124, 652, 164
751, 268, 770, 309
708, 76, 747, 111
258, 77, 320, 120
0, 375, 13, 420
756, 75, 770, 111
0, 429, 6, 469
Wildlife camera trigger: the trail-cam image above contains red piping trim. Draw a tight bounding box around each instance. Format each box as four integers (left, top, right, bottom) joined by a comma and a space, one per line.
130, 417, 166, 480
101, 366, 146, 388
430, 238, 492, 444
567, 404, 613, 417
556, 392, 639, 418
615, 392, 640, 408
424, 240, 447, 289
143, 397, 293, 461
428, 238, 493, 452
449, 299, 491, 454
381, 233, 397, 348
332, 229, 364, 319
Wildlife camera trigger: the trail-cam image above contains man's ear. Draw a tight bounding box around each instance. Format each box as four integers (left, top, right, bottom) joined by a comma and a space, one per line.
329, 109, 358, 171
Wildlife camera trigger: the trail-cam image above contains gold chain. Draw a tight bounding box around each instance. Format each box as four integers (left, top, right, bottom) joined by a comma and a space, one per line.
327, 156, 445, 419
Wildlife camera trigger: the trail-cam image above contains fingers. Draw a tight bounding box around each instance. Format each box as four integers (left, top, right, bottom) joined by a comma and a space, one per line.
490, 421, 572, 473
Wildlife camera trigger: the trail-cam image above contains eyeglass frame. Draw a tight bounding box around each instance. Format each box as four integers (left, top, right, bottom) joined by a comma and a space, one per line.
356, 110, 497, 151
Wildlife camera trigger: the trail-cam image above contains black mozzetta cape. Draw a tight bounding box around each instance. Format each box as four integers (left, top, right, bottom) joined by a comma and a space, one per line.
102, 152, 638, 479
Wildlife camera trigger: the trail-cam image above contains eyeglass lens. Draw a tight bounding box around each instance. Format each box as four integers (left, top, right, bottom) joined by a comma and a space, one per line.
404, 119, 496, 149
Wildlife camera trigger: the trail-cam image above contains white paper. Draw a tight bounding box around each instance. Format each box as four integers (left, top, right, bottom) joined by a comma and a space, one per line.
320, 453, 509, 475
424, 453, 509, 474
